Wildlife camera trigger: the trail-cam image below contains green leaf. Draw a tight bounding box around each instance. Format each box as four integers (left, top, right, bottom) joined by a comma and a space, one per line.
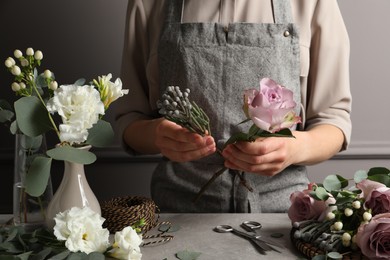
367, 174, 390, 187
314, 187, 329, 201
354, 170, 368, 184
49, 250, 71, 260
175, 250, 201, 260
248, 124, 260, 137
35, 74, 48, 89
86, 252, 105, 260
323, 174, 348, 191
25, 156, 52, 197
312, 256, 326, 260
255, 128, 295, 138
19, 134, 44, 151
74, 78, 86, 86
368, 167, 390, 176
32, 248, 52, 260
10, 121, 18, 135
47, 146, 96, 165
0, 110, 14, 123
327, 251, 343, 260
270, 233, 284, 238
224, 132, 251, 147
16, 251, 32, 260
67, 252, 88, 260
86, 120, 114, 147
0, 99, 13, 110
158, 224, 181, 233
14, 96, 52, 137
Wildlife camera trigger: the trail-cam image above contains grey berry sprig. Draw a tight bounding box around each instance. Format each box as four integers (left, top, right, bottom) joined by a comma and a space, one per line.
157, 86, 211, 136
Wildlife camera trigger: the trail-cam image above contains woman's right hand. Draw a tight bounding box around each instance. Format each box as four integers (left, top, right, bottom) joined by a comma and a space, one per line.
155, 119, 216, 162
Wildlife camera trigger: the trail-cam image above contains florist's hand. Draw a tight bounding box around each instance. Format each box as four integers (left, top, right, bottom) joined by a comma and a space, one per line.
222, 137, 294, 176
155, 119, 216, 162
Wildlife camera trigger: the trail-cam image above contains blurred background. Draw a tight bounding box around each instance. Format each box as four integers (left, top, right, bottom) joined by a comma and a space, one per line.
0, 0, 389, 213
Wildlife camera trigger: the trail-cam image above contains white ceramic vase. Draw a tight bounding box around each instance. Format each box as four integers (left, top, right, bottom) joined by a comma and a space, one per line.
45, 145, 101, 229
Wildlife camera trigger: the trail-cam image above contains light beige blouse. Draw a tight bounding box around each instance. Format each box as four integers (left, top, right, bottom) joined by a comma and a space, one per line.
115, 0, 352, 150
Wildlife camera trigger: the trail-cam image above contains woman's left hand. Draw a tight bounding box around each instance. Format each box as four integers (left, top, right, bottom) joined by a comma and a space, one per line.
221, 137, 294, 176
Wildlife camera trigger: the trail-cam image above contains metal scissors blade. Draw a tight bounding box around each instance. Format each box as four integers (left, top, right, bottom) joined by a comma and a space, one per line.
241, 221, 284, 252
214, 225, 271, 253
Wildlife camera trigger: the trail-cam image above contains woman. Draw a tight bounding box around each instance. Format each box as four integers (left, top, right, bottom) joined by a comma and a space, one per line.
115, 0, 352, 213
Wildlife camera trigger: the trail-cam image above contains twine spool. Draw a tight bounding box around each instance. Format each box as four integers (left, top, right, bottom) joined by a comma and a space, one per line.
101, 196, 159, 233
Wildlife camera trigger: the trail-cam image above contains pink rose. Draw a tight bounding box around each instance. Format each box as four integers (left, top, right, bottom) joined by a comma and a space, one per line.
243, 78, 301, 133
288, 184, 334, 223
356, 213, 390, 259
357, 179, 390, 215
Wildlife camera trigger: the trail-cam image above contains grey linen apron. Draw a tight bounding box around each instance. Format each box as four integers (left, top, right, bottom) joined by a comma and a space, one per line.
152, 0, 310, 213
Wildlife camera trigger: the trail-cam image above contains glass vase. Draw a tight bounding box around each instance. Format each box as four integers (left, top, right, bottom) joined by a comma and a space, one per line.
13, 133, 53, 230
45, 145, 101, 229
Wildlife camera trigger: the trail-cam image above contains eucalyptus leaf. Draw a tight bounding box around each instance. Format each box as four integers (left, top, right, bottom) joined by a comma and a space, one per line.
0, 255, 18, 260
10, 121, 18, 135
312, 255, 326, 260
354, 170, 368, 184
19, 134, 43, 151
0, 99, 13, 110
67, 252, 88, 260
25, 156, 52, 197
175, 250, 201, 260
16, 251, 32, 260
49, 250, 71, 260
323, 174, 348, 191
14, 96, 52, 137
327, 251, 343, 259
47, 146, 96, 165
0, 110, 14, 123
32, 247, 52, 260
74, 78, 86, 86
314, 187, 329, 201
85, 252, 105, 260
270, 233, 284, 238
158, 224, 181, 233
35, 74, 48, 89
86, 120, 114, 147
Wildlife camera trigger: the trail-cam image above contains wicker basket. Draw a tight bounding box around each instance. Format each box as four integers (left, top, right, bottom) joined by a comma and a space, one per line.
290, 228, 368, 260
101, 196, 159, 234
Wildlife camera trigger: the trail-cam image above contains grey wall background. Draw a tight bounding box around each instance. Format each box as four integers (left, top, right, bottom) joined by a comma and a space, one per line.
0, 0, 389, 213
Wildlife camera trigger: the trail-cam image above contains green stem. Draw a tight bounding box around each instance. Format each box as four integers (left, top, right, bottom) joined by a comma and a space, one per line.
31, 80, 60, 139
193, 167, 227, 204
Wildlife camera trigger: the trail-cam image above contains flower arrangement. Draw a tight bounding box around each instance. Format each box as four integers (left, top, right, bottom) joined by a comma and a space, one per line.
0, 206, 144, 260
1, 47, 128, 198
288, 167, 390, 259
157, 78, 301, 202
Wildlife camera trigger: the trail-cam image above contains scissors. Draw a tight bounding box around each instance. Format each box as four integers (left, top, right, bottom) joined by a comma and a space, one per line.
214, 224, 282, 254
240, 221, 284, 252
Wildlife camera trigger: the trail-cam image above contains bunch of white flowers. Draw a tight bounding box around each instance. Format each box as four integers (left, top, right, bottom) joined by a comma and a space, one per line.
46, 84, 105, 144
54, 207, 143, 260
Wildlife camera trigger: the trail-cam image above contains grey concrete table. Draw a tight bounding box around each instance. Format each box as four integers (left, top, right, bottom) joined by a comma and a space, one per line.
142, 213, 302, 260
0, 213, 303, 260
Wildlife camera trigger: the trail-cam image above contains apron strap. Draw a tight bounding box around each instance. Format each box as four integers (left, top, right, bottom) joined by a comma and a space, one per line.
271, 0, 293, 24
163, 0, 183, 24
165, 0, 293, 25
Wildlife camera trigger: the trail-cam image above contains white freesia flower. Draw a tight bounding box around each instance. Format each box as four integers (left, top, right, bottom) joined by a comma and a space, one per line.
46, 84, 105, 144
95, 73, 129, 109
53, 207, 110, 254
109, 226, 143, 260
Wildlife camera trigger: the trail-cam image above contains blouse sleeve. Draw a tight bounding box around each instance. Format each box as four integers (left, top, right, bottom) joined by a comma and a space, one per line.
304, 0, 352, 150
114, 0, 160, 153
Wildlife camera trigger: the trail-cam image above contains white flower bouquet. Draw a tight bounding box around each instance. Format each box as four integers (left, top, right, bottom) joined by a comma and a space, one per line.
1, 48, 128, 197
